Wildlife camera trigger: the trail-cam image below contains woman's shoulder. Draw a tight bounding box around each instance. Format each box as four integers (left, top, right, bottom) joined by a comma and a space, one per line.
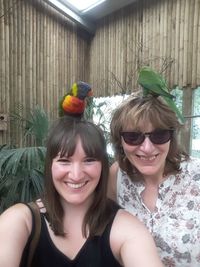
0, 203, 33, 262
0, 203, 32, 233
110, 209, 161, 266
0, 203, 32, 228
113, 209, 146, 229
110, 208, 150, 243
181, 157, 200, 173
179, 157, 200, 186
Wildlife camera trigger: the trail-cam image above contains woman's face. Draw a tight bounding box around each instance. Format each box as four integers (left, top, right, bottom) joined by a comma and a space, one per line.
121, 123, 170, 180
52, 138, 102, 207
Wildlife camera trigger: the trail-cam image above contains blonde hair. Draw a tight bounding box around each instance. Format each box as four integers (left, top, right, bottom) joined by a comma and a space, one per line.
110, 95, 189, 180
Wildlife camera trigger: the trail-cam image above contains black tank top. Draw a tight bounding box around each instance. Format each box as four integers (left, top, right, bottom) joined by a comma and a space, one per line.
21, 203, 122, 267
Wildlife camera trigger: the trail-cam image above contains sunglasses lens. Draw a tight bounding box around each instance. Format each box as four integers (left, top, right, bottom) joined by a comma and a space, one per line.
150, 129, 173, 144
121, 132, 144, 145
121, 129, 173, 146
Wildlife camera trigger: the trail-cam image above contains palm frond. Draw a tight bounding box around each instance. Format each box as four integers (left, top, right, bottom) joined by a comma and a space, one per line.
24, 105, 49, 146
0, 146, 46, 177
0, 164, 45, 212
10, 104, 49, 146
0, 105, 49, 213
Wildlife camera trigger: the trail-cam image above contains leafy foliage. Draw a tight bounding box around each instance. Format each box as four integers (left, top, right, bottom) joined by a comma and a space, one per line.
11, 104, 49, 146
85, 97, 114, 163
0, 106, 49, 213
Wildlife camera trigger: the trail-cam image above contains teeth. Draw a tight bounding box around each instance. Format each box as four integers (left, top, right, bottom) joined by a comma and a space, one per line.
67, 182, 86, 189
139, 155, 157, 161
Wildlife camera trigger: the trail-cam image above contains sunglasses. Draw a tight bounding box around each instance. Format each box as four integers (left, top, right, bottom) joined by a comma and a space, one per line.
121, 129, 174, 146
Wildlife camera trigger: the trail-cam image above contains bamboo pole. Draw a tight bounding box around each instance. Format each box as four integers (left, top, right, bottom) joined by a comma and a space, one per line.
196, 0, 200, 85
191, 0, 199, 87
32, 0, 37, 108
180, 0, 186, 87
169, 0, 176, 87
4, 0, 10, 143
0, 0, 5, 144
174, 0, 181, 85
182, 0, 189, 86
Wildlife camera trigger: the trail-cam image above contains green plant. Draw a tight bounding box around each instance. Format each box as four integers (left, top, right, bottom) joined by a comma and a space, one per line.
0, 106, 49, 213
85, 97, 114, 165
11, 104, 49, 146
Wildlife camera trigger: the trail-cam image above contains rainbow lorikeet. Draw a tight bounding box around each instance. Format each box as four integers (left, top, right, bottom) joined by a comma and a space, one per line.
138, 66, 185, 124
59, 81, 93, 117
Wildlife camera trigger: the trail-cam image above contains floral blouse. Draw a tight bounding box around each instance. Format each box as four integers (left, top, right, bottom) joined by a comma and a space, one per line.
117, 158, 200, 267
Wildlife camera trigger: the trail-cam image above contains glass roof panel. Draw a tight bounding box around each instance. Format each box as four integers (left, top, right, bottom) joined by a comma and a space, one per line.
64, 0, 106, 12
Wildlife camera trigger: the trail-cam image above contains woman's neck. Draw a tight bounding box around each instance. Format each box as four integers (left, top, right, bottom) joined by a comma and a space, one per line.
61, 195, 94, 227
143, 174, 164, 187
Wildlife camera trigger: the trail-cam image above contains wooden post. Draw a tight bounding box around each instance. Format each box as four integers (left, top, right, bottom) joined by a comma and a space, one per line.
181, 86, 193, 154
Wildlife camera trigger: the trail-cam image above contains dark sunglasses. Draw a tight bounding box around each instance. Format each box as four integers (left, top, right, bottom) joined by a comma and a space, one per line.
121, 129, 174, 146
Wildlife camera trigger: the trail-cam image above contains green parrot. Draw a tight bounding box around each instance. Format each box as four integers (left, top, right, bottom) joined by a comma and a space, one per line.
138, 66, 185, 124
138, 66, 174, 99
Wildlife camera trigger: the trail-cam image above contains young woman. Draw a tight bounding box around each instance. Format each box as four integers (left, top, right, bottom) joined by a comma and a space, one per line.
0, 116, 163, 267
108, 95, 200, 266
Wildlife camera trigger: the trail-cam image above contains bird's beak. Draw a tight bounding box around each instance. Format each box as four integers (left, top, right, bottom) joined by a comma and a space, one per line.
88, 90, 93, 96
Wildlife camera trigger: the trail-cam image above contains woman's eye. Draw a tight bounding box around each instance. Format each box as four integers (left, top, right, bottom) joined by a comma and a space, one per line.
85, 157, 96, 163
57, 158, 70, 163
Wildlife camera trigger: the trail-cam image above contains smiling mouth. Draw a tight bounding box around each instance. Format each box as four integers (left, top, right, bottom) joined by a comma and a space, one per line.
137, 155, 158, 161
66, 181, 88, 189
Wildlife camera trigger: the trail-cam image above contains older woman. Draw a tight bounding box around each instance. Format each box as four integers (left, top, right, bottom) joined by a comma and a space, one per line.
108, 94, 200, 266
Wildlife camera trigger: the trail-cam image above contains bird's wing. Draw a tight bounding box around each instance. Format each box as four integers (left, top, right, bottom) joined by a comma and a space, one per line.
138, 66, 174, 99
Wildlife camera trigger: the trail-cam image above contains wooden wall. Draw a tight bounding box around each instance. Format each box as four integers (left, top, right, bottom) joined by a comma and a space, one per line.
0, 0, 199, 150
0, 0, 91, 145
90, 0, 200, 97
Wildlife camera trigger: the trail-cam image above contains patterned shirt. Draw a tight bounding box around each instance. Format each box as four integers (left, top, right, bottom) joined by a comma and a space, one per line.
117, 158, 200, 267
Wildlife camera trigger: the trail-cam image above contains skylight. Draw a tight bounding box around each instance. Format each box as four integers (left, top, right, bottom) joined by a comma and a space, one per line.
65, 0, 106, 12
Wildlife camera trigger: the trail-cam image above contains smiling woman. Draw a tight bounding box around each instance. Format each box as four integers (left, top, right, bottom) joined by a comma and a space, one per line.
44, 117, 108, 235
108, 94, 200, 266
0, 83, 163, 267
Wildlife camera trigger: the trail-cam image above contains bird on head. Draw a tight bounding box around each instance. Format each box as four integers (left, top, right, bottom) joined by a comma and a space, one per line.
138, 66, 174, 99
138, 66, 185, 124
59, 81, 93, 117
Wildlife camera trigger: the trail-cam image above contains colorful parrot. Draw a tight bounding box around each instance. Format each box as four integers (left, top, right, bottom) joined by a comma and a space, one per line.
59, 81, 93, 117
138, 66, 185, 124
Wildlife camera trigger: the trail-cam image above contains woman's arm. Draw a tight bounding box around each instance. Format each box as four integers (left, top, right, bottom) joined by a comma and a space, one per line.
0, 203, 32, 267
110, 209, 163, 267
107, 161, 119, 201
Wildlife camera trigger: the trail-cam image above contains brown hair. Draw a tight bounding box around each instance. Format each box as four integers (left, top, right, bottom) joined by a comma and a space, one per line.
43, 116, 114, 237
110, 95, 189, 180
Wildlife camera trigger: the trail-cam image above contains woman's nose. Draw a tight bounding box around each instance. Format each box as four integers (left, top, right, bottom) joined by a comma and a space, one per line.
68, 163, 84, 180
139, 136, 155, 151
